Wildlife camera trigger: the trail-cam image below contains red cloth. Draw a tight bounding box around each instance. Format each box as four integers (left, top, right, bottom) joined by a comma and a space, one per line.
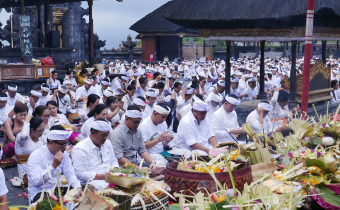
40, 57, 54, 65
3, 142, 15, 158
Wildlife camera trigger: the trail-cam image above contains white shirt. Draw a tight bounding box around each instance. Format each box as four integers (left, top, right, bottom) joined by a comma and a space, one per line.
179, 103, 192, 118
246, 110, 273, 135
94, 85, 105, 98
144, 104, 154, 118
78, 108, 90, 123
79, 116, 95, 140
46, 79, 61, 94
242, 87, 259, 100
210, 107, 239, 143
6, 92, 23, 107
122, 94, 136, 110
0, 168, 8, 196
72, 136, 119, 184
76, 85, 95, 108
269, 91, 290, 119
15, 122, 46, 178
136, 86, 149, 98
108, 108, 124, 124
56, 94, 74, 114
38, 94, 52, 106
111, 78, 124, 95
230, 87, 239, 97
27, 145, 80, 202
48, 114, 70, 127
177, 111, 215, 155
138, 116, 167, 154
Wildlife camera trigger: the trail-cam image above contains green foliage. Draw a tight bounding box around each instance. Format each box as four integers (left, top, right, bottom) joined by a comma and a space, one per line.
36, 198, 57, 210
109, 164, 148, 177
209, 200, 230, 210
137, 40, 142, 48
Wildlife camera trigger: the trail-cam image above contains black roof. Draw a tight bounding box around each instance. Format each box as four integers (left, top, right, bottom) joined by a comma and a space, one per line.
162, 0, 340, 29
130, 0, 199, 35
1, 0, 82, 8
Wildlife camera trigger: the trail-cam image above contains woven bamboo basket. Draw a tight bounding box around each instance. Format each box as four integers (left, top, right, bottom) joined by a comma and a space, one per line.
251, 159, 277, 181
165, 160, 252, 200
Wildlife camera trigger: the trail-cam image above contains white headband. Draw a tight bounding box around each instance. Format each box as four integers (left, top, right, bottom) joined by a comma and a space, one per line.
0, 97, 7, 101
217, 81, 225, 87
63, 80, 72, 85
193, 100, 209, 112
101, 80, 110, 86
85, 78, 94, 84
47, 130, 71, 141
41, 85, 50, 92
231, 78, 239, 83
104, 89, 114, 97
58, 85, 68, 94
154, 104, 170, 115
258, 102, 273, 111
225, 94, 240, 105
121, 76, 129, 81
211, 93, 223, 103
125, 109, 143, 118
164, 95, 171, 103
133, 98, 146, 106
91, 120, 111, 132
247, 77, 257, 83
31, 90, 42, 98
8, 86, 17, 91
145, 90, 158, 98
186, 87, 194, 95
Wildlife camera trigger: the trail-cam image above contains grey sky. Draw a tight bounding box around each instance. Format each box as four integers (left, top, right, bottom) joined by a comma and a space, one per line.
0, 0, 169, 48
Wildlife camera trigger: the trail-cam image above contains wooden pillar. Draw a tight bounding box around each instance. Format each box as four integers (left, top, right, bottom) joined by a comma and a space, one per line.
283, 42, 286, 57
337, 41, 339, 51
225, 41, 231, 95
203, 40, 206, 57
322, 41, 327, 64
179, 37, 183, 58
256, 42, 259, 57
88, 0, 94, 64
231, 42, 235, 57
297, 42, 300, 53
156, 36, 161, 61
289, 41, 297, 102
36, 1, 43, 48
20, 0, 25, 15
44, 0, 50, 38
258, 40, 267, 99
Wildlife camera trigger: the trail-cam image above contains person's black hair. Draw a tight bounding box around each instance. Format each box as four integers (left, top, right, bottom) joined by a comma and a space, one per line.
8, 84, 16, 89
66, 70, 74, 75
105, 70, 110, 76
89, 75, 97, 81
29, 117, 44, 131
267, 73, 272, 80
153, 82, 165, 89
14, 102, 28, 113
331, 80, 338, 89
190, 83, 198, 90
102, 78, 109, 83
191, 78, 199, 86
91, 69, 98, 75
136, 96, 146, 102
0, 93, 6, 98
127, 105, 142, 112
193, 94, 204, 101
46, 100, 58, 108
41, 83, 50, 89
47, 125, 66, 142
280, 127, 295, 138
88, 104, 107, 118
106, 96, 118, 107
130, 80, 136, 86
278, 90, 289, 102
260, 101, 270, 104
51, 71, 57, 76
127, 84, 136, 91
153, 72, 161, 79
228, 94, 239, 100
87, 94, 100, 107
81, 68, 88, 74
139, 77, 147, 84
168, 77, 175, 81
174, 81, 182, 88
33, 105, 48, 117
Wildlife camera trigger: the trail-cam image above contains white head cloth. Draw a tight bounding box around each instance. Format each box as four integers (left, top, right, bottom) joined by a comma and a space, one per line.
8, 85, 17, 92
121, 76, 129, 81
41, 85, 50, 92
225, 94, 240, 105
217, 80, 225, 87
231, 78, 239, 83
258, 102, 273, 111
193, 100, 209, 112
104, 89, 114, 97
154, 104, 170, 115
186, 87, 194, 95
133, 97, 146, 106
85, 78, 94, 85
145, 89, 158, 97
91, 120, 111, 132
125, 109, 143, 118
101, 80, 110, 86
211, 93, 223, 103
47, 130, 71, 141
164, 95, 171, 103
0, 96, 7, 101
58, 85, 68, 94
247, 77, 257, 83
63, 80, 72, 85
31, 90, 42, 98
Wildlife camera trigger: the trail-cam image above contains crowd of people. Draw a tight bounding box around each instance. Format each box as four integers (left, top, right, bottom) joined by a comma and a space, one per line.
1, 55, 338, 207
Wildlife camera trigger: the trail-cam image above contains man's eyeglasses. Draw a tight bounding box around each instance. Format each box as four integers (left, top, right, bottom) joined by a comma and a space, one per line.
53, 141, 70, 148
41, 115, 50, 119
128, 117, 142, 125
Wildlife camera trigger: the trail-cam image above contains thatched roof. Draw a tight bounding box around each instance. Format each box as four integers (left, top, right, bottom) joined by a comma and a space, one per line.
0, 0, 82, 8
163, 0, 340, 29
130, 0, 199, 35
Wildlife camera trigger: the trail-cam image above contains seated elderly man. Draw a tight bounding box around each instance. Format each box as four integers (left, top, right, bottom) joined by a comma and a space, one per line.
210, 94, 243, 143
240, 77, 259, 100
246, 101, 274, 136
177, 100, 218, 155
72, 119, 118, 191
138, 103, 174, 166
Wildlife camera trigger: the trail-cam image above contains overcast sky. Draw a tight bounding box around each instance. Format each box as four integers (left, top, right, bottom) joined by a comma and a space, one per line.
0, 0, 169, 48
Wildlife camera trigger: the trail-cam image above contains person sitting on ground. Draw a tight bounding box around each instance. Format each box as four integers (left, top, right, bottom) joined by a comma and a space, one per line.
38, 84, 52, 106
136, 76, 149, 98
6, 84, 23, 108
27, 90, 42, 115
3, 102, 28, 159
75, 68, 88, 86
79, 104, 108, 141
51, 85, 75, 115
76, 78, 95, 108
177, 100, 218, 155
32, 105, 50, 142
63, 80, 78, 109
143, 89, 158, 118
138, 103, 174, 166
72, 119, 119, 192
122, 85, 136, 110
246, 101, 274, 137
15, 117, 46, 186
27, 125, 82, 203
79, 94, 100, 123
153, 82, 165, 103
269, 88, 300, 119
94, 78, 110, 99
64, 70, 77, 90
330, 80, 340, 104
179, 94, 204, 119
241, 77, 259, 100
206, 92, 223, 119
47, 71, 61, 94
0, 168, 8, 210
106, 96, 124, 126
47, 101, 69, 127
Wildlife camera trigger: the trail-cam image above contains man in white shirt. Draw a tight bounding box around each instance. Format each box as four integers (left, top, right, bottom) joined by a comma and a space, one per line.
52, 85, 75, 115
332, 69, 339, 81
179, 94, 204, 118
111, 76, 127, 100
211, 94, 243, 143
27, 90, 42, 115
0, 168, 8, 210
177, 100, 218, 155
139, 103, 174, 166
27, 126, 82, 203
206, 92, 223, 119
246, 101, 274, 136
76, 78, 95, 108
38, 84, 52, 106
0, 93, 8, 134
94, 78, 110, 98
6, 84, 23, 108
72, 119, 119, 191
230, 78, 240, 97
144, 89, 158, 118
241, 77, 259, 100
